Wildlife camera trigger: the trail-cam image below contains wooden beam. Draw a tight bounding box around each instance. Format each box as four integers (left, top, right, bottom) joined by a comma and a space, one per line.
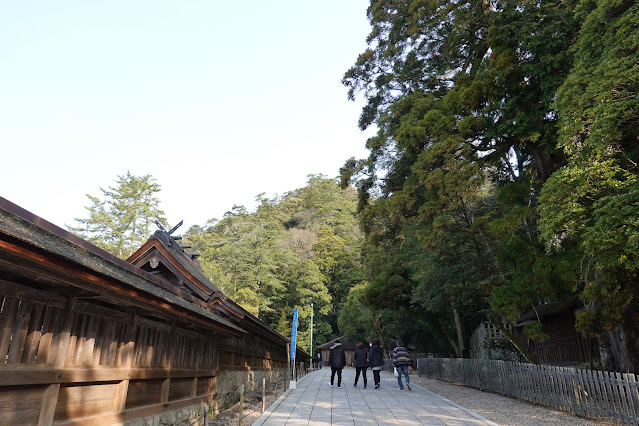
134, 315, 172, 334
191, 334, 204, 398
74, 300, 132, 324
7, 300, 33, 363
0, 297, 19, 360
37, 297, 76, 426
0, 279, 67, 308
114, 312, 136, 413
161, 322, 177, 404
0, 366, 220, 386
35, 305, 56, 364
21, 303, 44, 363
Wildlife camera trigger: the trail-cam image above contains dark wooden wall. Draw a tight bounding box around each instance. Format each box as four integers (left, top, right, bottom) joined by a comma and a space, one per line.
514, 313, 595, 365
0, 280, 288, 425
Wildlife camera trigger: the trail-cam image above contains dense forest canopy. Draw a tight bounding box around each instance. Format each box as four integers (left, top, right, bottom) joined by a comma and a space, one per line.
341, 0, 639, 370
183, 175, 366, 352
70, 0, 639, 372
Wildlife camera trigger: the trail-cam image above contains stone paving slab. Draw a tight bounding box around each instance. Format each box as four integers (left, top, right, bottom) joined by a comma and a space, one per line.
254, 368, 499, 425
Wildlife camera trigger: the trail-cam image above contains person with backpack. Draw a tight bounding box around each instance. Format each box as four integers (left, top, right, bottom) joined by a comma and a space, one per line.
369, 339, 384, 389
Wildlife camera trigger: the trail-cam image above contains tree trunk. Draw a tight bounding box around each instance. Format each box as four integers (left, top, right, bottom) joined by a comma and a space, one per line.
606, 323, 639, 372
438, 317, 461, 357
453, 307, 466, 358
371, 312, 386, 356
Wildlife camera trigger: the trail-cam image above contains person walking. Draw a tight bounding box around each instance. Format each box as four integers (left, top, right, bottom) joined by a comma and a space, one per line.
369, 339, 384, 389
317, 352, 322, 369
328, 341, 346, 388
392, 340, 411, 391
353, 341, 369, 389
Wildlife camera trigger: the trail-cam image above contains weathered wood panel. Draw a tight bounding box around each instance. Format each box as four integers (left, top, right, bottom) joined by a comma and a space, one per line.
125, 379, 163, 409
0, 385, 45, 425
54, 382, 119, 421
197, 376, 216, 397
168, 377, 193, 401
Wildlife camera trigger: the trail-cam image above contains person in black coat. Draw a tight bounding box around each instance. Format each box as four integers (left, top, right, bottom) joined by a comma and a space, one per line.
369, 339, 384, 389
328, 341, 346, 388
353, 341, 369, 388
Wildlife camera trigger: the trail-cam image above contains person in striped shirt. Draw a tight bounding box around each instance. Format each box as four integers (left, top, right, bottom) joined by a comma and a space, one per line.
392, 340, 411, 391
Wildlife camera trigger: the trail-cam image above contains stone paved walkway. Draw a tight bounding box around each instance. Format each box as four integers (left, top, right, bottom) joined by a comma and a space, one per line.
253, 368, 498, 425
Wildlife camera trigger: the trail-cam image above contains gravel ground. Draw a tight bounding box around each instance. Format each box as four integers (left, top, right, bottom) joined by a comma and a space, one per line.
409, 375, 609, 425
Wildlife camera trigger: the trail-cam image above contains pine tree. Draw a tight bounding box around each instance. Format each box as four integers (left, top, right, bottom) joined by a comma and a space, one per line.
69, 172, 166, 258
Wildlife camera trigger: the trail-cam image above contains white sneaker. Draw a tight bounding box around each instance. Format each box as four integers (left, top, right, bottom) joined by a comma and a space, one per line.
398, 388, 404, 391
329, 383, 333, 388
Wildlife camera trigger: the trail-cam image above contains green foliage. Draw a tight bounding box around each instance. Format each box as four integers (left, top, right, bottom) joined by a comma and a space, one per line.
525, 318, 557, 344
540, 0, 639, 340
69, 172, 166, 258
339, 0, 639, 360
337, 281, 380, 342
185, 175, 364, 351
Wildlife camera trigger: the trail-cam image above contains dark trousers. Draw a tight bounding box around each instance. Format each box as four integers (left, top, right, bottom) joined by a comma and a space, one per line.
373, 369, 381, 386
354, 367, 368, 387
330, 367, 343, 386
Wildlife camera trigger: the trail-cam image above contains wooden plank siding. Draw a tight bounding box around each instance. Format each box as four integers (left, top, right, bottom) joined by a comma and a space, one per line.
418, 357, 639, 425
0, 197, 308, 425
513, 313, 595, 365
0, 287, 289, 425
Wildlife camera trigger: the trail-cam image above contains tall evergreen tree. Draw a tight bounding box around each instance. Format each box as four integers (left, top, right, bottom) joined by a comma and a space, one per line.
540, 0, 639, 371
341, 0, 584, 355
69, 172, 166, 258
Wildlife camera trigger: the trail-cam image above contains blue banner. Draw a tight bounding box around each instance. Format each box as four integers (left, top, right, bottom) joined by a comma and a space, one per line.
290, 309, 298, 361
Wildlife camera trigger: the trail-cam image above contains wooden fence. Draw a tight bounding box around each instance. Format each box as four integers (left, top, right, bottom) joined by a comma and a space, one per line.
418, 358, 639, 425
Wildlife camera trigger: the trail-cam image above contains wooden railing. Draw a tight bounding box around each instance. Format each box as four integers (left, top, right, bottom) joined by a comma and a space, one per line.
470, 321, 512, 349
418, 357, 639, 425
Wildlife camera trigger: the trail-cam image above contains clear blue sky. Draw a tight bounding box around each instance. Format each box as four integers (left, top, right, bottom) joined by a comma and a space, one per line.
1, 0, 374, 230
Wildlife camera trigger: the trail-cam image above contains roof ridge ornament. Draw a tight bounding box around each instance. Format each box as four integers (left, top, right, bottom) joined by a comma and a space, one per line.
154, 220, 202, 262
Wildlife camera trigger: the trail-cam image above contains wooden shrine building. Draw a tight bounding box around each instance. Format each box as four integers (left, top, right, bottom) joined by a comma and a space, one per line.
0, 197, 308, 425
513, 296, 599, 367
316, 335, 358, 367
